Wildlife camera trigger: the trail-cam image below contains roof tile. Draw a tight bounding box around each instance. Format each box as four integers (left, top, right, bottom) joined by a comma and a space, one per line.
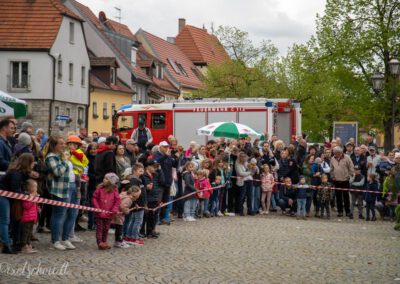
0, 0, 82, 50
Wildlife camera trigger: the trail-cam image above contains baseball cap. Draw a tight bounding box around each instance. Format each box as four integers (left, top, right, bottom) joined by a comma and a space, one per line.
145, 159, 159, 167
159, 141, 169, 147
104, 173, 119, 186
97, 137, 106, 144
368, 146, 376, 151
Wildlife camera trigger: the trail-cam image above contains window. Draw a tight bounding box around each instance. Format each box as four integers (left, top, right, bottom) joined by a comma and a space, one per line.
81, 66, 85, 86
92, 102, 98, 116
55, 106, 60, 116
66, 107, 71, 117
10, 61, 29, 89
131, 46, 137, 66
151, 113, 165, 130
57, 56, 62, 81
176, 62, 188, 77
156, 64, 163, 79
138, 113, 147, 127
191, 67, 202, 80
78, 107, 84, 124
111, 103, 116, 115
69, 63, 73, 84
167, 58, 180, 74
110, 67, 116, 84
103, 102, 108, 118
69, 22, 75, 43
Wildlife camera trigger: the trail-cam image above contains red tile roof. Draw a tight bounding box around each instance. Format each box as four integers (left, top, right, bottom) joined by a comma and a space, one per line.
175, 25, 230, 65
137, 29, 204, 90
90, 57, 119, 67
0, 0, 82, 50
70, 0, 152, 84
105, 19, 137, 41
90, 73, 132, 94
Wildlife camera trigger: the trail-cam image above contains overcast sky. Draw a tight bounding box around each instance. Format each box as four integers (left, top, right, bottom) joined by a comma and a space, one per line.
79, 0, 326, 55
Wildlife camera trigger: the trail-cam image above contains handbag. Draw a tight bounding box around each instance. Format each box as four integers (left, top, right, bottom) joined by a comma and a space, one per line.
170, 181, 177, 197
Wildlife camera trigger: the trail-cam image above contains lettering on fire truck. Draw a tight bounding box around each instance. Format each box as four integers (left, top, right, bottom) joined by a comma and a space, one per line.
193, 107, 246, 112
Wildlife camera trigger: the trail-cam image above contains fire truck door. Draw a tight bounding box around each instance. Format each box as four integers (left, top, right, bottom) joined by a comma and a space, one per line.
276, 113, 291, 145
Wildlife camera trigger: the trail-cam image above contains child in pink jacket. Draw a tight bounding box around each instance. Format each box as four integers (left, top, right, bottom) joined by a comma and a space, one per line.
196, 170, 212, 217
92, 173, 121, 250
112, 186, 141, 248
21, 179, 39, 254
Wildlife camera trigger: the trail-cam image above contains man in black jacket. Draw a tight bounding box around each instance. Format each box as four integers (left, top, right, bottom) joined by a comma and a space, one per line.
141, 159, 165, 238
94, 136, 117, 185
153, 141, 176, 225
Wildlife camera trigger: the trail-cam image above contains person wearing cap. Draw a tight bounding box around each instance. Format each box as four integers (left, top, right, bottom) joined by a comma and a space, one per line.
125, 139, 138, 166
349, 165, 365, 219
350, 147, 368, 180
345, 142, 354, 156
142, 159, 165, 238
13, 132, 34, 159
97, 136, 106, 145
95, 136, 118, 185
153, 141, 176, 224
20, 121, 34, 135
330, 146, 355, 218
367, 146, 381, 179
130, 120, 153, 152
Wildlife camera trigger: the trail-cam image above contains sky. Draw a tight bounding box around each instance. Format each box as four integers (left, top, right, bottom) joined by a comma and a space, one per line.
78, 0, 326, 55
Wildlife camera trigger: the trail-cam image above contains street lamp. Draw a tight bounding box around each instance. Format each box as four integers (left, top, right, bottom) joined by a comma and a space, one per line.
371, 70, 385, 93
372, 54, 399, 150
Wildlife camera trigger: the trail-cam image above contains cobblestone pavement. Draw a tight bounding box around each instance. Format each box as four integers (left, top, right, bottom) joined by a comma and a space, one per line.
0, 214, 399, 284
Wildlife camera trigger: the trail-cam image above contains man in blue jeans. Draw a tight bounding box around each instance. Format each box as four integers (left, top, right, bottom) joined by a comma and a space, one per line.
0, 196, 17, 254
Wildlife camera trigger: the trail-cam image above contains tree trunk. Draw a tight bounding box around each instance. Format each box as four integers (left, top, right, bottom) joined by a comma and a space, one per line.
383, 119, 393, 153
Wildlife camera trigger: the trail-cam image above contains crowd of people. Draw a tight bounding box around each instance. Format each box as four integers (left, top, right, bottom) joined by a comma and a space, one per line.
0, 117, 399, 255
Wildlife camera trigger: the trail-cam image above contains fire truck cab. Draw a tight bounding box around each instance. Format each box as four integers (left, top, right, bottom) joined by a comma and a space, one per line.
113, 98, 301, 146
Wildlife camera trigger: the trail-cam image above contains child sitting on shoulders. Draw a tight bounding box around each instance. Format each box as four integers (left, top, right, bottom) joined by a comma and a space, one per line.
21, 179, 39, 254
92, 173, 121, 250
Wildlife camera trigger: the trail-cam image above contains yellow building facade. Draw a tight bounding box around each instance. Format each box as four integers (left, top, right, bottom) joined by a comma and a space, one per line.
88, 88, 132, 135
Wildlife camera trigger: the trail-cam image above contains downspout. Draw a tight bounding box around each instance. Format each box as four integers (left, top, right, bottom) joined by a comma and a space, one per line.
48, 52, 56, 135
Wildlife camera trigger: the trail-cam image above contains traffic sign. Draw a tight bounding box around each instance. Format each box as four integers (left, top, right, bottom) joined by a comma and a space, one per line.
55, 115, 70, 121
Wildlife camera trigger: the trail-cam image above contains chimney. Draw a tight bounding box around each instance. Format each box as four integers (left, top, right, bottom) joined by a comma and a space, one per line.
99, 11, 107, 23
178, 18, 186, 33
167, 37, 176, 44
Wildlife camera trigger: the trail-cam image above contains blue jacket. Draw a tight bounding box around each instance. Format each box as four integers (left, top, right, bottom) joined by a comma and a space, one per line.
296, 184, 309, 199
365, 180, 379, 203
0, 137, 12, 171
143, 169, 165, 203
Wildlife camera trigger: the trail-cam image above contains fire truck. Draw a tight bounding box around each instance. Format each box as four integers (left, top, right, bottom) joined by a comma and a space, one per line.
113, 98, 302, 146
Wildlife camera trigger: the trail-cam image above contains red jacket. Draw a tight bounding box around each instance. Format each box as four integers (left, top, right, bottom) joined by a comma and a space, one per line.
92, 186, 121, 219
197, 177, 212, 199
21, 199, 38, 223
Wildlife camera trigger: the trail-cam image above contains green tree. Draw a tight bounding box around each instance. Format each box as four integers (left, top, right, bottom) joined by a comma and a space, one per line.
315, 0, 400, 150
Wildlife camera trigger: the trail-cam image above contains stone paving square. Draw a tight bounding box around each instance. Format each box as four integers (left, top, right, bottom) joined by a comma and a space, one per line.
0, 215, 399, 284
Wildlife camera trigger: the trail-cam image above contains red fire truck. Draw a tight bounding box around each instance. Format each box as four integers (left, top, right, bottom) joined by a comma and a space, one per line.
113, 98, 302, 146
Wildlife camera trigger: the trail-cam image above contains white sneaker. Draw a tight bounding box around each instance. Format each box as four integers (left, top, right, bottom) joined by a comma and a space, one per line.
114, 241, 130, 248
108, 229, 115, 235
217, 211, 224, 217
183, 217, 190, 221
53, 241, 66, 251
188, 217, 196, 222
69, 235, 83, 243
62, 240, 76, 250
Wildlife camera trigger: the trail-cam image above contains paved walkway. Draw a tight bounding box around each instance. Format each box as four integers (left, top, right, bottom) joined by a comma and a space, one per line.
0, 215, 399, 283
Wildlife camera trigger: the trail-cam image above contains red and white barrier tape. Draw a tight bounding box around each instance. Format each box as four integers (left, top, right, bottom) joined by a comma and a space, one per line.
230, 176, 398, 196
0, 190, 111, 213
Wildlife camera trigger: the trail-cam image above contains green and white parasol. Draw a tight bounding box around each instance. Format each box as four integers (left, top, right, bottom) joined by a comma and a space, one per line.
0, 90, 27, 118
197, 121, 264, 139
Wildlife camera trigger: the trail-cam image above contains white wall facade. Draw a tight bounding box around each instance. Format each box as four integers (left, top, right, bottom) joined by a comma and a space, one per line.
0, 51, 53, 100
50, 16, 90, 105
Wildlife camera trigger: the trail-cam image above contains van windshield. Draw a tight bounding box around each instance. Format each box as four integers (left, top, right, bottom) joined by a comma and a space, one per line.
116, 115, 133, 130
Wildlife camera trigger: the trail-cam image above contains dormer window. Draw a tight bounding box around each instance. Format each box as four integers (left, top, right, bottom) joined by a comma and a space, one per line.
110, 67, 116, 84
131, 46, 137, 66
156, 64, 163, 79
